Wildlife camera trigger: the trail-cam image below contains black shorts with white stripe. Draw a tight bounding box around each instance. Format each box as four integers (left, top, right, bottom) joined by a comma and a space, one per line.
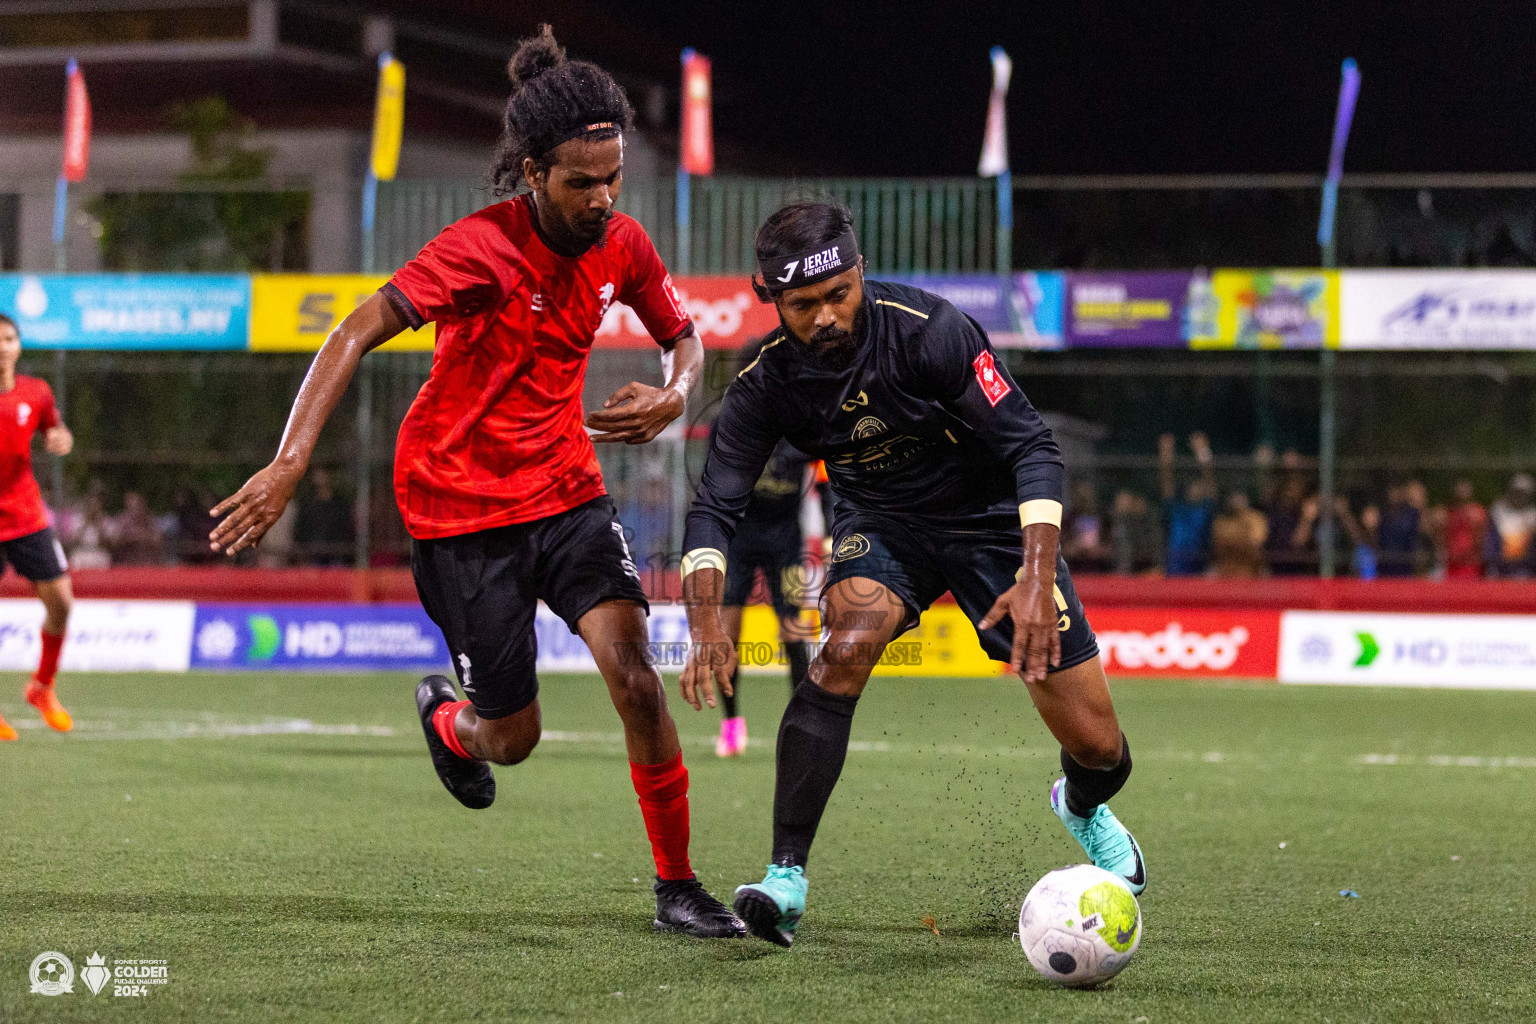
410, 496, 649, 720
0, 526, 69, 583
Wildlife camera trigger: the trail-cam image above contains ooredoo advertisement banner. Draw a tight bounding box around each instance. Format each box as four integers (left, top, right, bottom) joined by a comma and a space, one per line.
1279, 611, 1536, 689
1091, 608, 1281, 678
595, 276, 779, 349
1341, 270, 1536, 349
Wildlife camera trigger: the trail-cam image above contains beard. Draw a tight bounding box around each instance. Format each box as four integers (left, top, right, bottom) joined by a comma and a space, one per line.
569, 210, 613, 248
792, 306, 866, 370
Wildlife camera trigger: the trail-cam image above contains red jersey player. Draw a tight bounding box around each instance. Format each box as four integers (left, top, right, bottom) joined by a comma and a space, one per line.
0, 313, 75, 741
209, 26, 742, 938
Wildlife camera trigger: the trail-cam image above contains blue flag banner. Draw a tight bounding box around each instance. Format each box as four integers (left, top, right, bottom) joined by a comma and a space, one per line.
1318, 58, 1361, 248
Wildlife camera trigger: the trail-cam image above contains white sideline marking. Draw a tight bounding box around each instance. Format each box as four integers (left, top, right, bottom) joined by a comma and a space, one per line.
1356, 753, 1536, 769
8, 718, 1534, 769
9, 717, 394, 741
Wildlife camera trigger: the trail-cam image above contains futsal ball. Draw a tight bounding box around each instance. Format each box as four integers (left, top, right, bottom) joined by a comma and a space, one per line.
1018, 864, 1142, 988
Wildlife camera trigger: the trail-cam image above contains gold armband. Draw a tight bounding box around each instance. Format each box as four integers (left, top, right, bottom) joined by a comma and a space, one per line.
1019, 499, 1063, 529
681, 547, 727, 578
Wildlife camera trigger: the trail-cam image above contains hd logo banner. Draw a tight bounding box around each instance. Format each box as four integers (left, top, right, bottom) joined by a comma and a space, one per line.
191, 603, 448, 671
1279, 611, 1536, 689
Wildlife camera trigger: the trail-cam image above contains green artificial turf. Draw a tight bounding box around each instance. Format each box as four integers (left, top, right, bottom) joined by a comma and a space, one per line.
1, 672, 1533, 1023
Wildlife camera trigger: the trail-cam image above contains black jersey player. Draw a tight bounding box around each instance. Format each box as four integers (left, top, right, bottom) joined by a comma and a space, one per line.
710, 382, 816, 757
677, 201, 1144, 947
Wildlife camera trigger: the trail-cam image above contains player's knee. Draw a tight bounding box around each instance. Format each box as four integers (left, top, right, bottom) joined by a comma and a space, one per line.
1065, 727, 1124, 770
481, 726, 540, 766
808, 652, 872, 698
609, 666, 666, 727
42, 588, 71, 620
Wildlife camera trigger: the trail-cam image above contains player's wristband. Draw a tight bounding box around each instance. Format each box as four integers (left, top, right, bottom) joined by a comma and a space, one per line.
1019, 499, 1063, 530
681, 547, 727, 579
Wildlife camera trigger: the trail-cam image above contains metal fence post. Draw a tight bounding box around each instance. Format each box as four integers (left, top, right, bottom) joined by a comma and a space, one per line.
354, 361, 373, 570
995, 170, 1012, 273
675, 166, 690, 274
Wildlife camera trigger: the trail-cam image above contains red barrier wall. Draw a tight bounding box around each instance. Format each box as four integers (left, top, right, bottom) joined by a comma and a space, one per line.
4, 568, 1532, 613
1071, 575, 1536, 614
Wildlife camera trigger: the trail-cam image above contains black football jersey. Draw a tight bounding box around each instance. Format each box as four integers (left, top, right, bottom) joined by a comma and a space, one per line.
685, 279, 1063, 558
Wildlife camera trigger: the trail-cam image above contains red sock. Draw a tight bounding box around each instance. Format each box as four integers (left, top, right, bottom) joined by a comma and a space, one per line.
35, 630, 64, 687
630, 752, 693, 881
432, 700, 473, 760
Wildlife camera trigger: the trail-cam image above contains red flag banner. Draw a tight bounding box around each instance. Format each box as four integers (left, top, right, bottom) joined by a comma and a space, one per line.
680, 51, 713, 176
62, 61, 91, 183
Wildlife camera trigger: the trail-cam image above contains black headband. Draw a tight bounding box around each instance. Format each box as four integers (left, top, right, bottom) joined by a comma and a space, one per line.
756, 230, 860, 294
539, 121, 622, 156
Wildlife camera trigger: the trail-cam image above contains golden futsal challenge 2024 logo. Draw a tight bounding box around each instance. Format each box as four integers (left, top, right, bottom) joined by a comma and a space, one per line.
29, 951, 169, 998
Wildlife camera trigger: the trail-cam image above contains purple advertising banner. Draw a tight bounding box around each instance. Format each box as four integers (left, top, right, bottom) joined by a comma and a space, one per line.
1065, 271, 1192, 348
882, 273, 1065, 349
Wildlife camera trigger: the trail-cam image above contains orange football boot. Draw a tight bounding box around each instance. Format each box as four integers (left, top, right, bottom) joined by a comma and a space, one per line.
25, 679, 72, 732
0, 711, 16, 741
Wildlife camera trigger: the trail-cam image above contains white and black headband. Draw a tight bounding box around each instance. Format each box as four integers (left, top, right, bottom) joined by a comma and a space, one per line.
755, 229, 861, 298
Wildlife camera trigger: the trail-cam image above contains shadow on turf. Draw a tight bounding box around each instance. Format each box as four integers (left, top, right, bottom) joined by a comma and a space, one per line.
4, 889, 780, 953
269, 744, 420, 759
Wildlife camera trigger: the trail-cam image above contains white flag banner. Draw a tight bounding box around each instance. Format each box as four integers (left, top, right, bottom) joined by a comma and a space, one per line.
1341, 269, 1536, 349
978, 47, 1012, 177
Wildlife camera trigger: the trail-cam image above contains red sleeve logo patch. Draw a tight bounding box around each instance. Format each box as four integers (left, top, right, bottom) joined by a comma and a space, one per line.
972, 350, 1011, 406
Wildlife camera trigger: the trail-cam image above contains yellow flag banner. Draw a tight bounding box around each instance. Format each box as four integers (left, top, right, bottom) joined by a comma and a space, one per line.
250, 275, 433, 351
370, 57, 406, 182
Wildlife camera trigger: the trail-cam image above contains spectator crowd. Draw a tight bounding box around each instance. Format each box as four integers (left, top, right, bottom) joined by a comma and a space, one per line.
39, 447, 1536, 582
1063, 433, 1536, 580
52, 468, 356, 568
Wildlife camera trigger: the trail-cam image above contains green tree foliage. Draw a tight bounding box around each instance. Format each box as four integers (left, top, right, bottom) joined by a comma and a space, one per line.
90, 97, 310, 272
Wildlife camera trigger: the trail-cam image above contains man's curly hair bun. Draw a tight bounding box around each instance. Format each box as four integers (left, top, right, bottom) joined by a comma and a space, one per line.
490, 24, 634, 195
507, 23, 565, 90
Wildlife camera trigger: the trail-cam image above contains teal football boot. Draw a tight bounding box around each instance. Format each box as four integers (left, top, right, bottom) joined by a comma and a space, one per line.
1050, 777, 1147, 895
733, 864, 808, 947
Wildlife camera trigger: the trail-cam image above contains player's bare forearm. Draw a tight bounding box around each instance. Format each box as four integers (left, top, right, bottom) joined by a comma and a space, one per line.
587, 335, 702, 444
679, 565, 735, 710
44, 425, 72, 457
662, 334, 703, 403
210, 292, 406, 554
979, 522, 1062, 683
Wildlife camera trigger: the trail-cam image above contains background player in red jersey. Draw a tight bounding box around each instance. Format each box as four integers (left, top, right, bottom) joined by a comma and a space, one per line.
0, 314, 75, 741
208, 26, 743, 938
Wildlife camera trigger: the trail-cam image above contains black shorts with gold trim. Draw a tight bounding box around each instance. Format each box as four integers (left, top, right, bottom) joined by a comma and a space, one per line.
723, 516, 804, 618
823, 506, 1098, 672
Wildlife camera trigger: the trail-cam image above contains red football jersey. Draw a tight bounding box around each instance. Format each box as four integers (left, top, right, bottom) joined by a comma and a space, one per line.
0, 375, 60, 542
385, 195, 693, 539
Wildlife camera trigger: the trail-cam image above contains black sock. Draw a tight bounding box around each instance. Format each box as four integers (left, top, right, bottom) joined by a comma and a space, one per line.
720, 666, 739, 719
1061, 734, 1132, 819
786, 640, 811, 693
772, 681, 859, 868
